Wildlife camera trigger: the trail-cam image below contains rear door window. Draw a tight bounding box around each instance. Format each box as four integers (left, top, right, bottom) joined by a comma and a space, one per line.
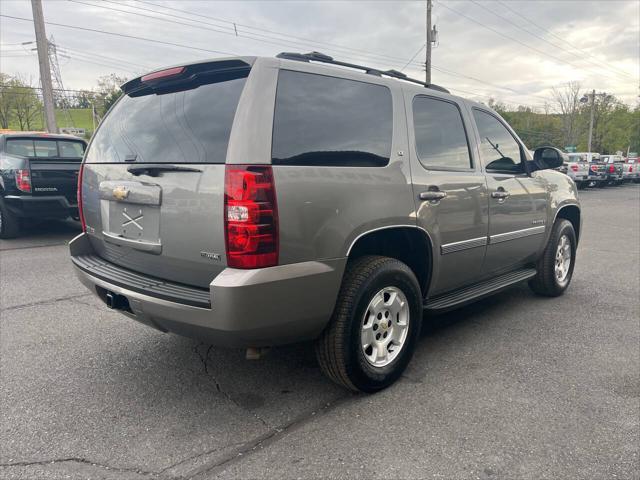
272, 70, 393, 167
85, 73, 248, 164
412, 96, 472, 170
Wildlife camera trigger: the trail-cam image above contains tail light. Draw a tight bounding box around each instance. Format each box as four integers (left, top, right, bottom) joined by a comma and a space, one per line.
77, 162, 86, 232
570, 164, 579, 172
590, 165, 599, 172
224, 165, 278, 269
15, 169, 32, 192
609, 165, 615, 173
629, 166, 633, 172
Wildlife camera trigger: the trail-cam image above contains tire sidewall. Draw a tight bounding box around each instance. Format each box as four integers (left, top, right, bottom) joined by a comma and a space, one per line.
550, 220, 577, 293
344, 261, 422, 392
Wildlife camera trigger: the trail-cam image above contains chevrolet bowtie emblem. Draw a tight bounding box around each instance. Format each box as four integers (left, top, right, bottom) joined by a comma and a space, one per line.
112, 186, 130, 201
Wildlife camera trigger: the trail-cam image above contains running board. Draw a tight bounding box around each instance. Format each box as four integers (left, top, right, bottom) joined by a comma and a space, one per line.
424, 267, 537, 312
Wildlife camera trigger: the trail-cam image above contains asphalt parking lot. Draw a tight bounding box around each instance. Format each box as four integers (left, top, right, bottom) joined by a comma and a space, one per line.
1, 184, 638, 480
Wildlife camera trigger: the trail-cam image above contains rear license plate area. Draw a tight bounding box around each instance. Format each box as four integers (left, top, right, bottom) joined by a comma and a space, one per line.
105, 201, 161, 243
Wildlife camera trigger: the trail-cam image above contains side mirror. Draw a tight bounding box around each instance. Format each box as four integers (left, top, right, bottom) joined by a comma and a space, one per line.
531, 146, 566, 171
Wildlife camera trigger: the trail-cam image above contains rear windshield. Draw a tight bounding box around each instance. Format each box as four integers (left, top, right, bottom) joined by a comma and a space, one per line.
85, 74, 248, 164
5, 138, 85, 158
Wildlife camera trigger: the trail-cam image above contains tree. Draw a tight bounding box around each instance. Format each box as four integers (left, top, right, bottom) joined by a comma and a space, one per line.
576, 93, 617, 153
96, 74, 127, 115
11, 76, 42, 131
72, 89, 97, 109
551, 81, 582, 148
0, 73, 15, 129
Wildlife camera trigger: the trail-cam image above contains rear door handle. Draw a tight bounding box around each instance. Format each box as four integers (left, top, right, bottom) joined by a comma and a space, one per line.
491, 190, 510, 199
419, 190, 447, 202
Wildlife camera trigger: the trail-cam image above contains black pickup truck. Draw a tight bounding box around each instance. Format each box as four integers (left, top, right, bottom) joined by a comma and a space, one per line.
0, 132, 87, 238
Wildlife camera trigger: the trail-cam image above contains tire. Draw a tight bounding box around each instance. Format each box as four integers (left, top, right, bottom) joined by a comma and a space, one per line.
597, 181, 607, 188
576, 181, 586, 190
0, 199, 20, 239
529, 219, 576, 297
315, 255, 423, 393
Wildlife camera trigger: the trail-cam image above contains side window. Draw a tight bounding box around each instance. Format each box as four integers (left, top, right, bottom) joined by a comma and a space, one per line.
413, 96, 472, 170
5, 139, 35, 157
58, 141, 85, 158
473, 109, 523, 174
272, 70, 393, 167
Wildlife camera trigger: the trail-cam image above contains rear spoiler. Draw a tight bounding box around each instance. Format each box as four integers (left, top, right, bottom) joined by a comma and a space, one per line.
121, 58, 253, 96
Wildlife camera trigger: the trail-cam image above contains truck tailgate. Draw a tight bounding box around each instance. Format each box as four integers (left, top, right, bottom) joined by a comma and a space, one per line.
29, 159, 80, 204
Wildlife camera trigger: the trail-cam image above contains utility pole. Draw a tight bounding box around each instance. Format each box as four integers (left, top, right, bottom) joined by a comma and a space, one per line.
581, 89, 609, 153
587, 89, 595, 153
426, 0, 432, 84
31, 0, 57, 133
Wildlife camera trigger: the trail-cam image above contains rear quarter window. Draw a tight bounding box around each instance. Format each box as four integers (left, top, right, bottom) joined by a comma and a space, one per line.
271, 70, 393, 167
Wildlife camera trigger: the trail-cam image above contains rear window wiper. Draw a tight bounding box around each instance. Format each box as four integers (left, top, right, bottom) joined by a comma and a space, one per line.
127, 164, 202, 176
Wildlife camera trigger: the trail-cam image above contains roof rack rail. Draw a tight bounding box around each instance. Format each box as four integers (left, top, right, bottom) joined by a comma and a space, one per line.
276, 51, 450, 94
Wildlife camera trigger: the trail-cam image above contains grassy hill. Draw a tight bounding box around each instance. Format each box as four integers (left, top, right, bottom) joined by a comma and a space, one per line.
8, 108, 94, 137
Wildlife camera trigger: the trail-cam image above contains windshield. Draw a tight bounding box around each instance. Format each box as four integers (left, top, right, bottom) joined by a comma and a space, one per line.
85, 73, 248, 164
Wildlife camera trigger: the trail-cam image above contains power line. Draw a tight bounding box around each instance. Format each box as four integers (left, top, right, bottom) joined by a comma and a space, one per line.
400, 44, 425, 72
0, 14, 238, 57
65, 0, 554, 106
496, 0, 636, 80
1, 83, 107, 94
58, 44, 154, 70
468, 0, 635, 82
71, 0, 415, 68
2, 7, 603, 109
134, 0, 415, 65
435, 1, 612, 76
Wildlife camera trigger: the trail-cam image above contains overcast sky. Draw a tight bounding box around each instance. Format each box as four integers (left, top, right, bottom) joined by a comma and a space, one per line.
1, 0, 638, 109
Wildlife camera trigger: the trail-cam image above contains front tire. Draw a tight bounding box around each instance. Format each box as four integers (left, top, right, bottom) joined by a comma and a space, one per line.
315, 255, 422, 392
529, 219, 576, 297
0, 199, 20, 239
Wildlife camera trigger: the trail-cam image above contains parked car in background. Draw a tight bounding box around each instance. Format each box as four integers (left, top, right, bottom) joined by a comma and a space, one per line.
624, 156, 640, 183
601, 155, 625, 185
70, 53, 581, 392
0, 132, 87, 238
561, 154, 590, 189
568, 152, 605, 187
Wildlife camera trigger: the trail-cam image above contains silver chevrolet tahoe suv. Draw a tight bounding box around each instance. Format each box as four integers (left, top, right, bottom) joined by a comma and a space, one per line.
70, 52, 581, 392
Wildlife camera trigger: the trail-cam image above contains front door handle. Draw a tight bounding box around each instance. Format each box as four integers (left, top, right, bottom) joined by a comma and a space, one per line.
419, 190, 447, 202
491, 189, 511, 200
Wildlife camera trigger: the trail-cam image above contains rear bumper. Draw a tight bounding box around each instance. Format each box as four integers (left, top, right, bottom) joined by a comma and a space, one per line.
3, 194, 77, 219
70, 233, 346, 347
570, 175, 589, 182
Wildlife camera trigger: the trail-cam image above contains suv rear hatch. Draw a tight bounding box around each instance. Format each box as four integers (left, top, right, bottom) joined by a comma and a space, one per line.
80, 59, 252, 288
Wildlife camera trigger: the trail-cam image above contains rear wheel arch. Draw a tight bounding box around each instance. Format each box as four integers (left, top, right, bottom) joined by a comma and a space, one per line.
346, 226, 433, 297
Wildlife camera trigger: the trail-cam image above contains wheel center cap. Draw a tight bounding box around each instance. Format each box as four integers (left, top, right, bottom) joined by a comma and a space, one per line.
380, 319, 388, 331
